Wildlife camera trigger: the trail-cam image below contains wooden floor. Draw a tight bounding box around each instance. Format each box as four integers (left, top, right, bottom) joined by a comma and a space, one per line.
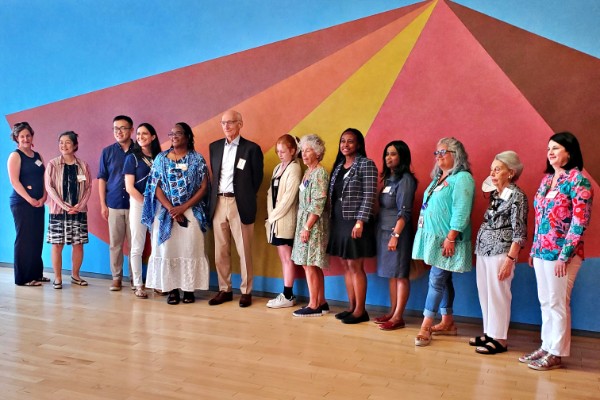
1, 268, 599, 400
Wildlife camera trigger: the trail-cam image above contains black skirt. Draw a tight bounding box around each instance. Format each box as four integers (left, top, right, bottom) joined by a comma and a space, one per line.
326, 201, 376, 259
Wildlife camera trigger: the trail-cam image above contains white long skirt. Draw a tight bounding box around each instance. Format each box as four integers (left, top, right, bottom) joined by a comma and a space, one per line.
146, 208, 210, 292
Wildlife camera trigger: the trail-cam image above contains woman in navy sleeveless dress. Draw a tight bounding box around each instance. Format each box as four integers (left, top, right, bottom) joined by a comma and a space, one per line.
7, 122, 47, 286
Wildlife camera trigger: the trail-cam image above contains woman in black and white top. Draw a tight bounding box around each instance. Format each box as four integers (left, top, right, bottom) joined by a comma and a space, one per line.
472, 151, 528, 354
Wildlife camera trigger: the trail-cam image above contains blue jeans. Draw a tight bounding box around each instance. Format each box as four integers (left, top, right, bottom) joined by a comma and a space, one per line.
423, 266, 454, 318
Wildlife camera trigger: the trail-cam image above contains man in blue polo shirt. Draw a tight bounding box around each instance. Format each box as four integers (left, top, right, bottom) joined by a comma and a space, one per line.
98, 115, 135, 291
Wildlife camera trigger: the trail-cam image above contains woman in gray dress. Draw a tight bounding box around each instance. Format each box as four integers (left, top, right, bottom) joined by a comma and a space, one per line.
374, 141, 417, 330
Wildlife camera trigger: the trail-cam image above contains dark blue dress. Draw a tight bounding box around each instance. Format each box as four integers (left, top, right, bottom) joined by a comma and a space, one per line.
376, 174, 416, 279
9, 149, 45, 284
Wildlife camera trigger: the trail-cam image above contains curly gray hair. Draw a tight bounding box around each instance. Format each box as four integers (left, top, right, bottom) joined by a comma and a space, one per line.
430, 137, 471, 178
299, 134, 326, 161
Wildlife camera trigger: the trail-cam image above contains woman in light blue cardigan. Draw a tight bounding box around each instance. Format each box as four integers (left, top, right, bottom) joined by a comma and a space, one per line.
412, 137, 475, 346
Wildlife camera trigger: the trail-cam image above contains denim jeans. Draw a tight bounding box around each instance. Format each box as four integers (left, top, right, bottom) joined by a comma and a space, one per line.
423, 266, 454, 318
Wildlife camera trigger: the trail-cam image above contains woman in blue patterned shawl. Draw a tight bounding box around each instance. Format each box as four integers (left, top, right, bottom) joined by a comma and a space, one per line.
142, 122, 210, 305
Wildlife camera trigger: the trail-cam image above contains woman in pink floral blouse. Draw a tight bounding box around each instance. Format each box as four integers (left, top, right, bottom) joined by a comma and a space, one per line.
520, 132, 593, 371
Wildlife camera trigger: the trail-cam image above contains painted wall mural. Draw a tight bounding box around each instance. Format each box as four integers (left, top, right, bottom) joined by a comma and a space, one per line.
5, 0, 600, 327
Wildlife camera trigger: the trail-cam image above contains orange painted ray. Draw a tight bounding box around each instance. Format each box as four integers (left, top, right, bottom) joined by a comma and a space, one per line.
191, 1, 434, 161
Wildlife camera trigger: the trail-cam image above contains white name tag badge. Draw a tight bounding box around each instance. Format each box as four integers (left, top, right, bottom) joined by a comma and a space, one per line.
176, 163, 188, 171
434, 185, 443, 192
237, 158, 246, 170
382, 186, 391, 194
418, 214, 424, 228
77, 174, 86, 182
299, 182, 306, 192
499, 188, 513, 201
546, 190, 559, 199
274, 179, 279, 187
35, 160, 43, 167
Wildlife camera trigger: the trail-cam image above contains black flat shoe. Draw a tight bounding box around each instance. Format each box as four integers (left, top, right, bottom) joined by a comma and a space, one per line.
182, 291, 195, 304
167, 290, 180, 305
341, 311, 370, 324
335, 310, 353, 320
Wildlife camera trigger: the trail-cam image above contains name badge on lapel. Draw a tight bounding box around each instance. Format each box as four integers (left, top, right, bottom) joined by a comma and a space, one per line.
237, 158, 246, 170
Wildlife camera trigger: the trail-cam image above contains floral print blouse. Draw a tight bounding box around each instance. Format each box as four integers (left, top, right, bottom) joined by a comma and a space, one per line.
530, 168, 593, 262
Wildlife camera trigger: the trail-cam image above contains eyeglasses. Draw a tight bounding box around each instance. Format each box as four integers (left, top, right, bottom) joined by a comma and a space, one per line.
220, 120, 239, 126
168, 132, 184, 138
433, 149, 455, 157
113, 126, 132, 133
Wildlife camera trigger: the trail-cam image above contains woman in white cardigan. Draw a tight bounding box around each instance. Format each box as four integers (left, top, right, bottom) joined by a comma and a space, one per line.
265, 134, 302, 308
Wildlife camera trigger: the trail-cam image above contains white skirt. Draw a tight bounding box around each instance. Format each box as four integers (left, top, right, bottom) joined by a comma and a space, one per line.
146, 208, 210, 292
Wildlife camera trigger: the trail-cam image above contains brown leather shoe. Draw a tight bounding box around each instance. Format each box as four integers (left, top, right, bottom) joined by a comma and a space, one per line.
239, 294, 252, 308
109, 280, 122, 291
208, 291, 233, 306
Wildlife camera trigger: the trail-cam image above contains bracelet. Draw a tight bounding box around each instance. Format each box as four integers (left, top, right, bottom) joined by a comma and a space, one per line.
390, 232, 400, 238
304, 225, 310, 231
445, 237, 455, 243
507, 255, 516, 262
355, 223, 362, 229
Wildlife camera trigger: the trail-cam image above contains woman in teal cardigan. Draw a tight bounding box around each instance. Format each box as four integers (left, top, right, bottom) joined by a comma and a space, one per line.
412, 137, 475, 347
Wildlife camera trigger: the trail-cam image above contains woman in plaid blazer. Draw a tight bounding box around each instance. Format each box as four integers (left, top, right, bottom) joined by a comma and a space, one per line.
327, 128, 378, 324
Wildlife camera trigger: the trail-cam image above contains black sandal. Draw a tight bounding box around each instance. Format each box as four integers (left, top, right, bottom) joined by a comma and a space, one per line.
182, 291, 195, 304
469, 334, 490, 347
475, 338, 508, 355
167, 290, 180, 305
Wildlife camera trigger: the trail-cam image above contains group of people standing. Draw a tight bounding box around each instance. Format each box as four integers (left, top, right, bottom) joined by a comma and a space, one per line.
263, 130, 593, 371
7, 114, 593, 371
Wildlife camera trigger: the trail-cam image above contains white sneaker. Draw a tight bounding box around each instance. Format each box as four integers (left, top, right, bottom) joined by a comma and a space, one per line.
266, 293, 296, 309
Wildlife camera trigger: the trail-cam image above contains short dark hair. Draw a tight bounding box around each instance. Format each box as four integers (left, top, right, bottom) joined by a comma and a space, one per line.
59, 131, 79, 152
113, 115, 133, 127
544, 131, 584, 173
11, 122, 34, 143
332, 127, 368, 169
381, 140, 414, 182
175, 122, 195, 150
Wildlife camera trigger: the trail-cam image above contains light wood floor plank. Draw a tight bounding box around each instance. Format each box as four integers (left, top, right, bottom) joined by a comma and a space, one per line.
1, 267, 599, 399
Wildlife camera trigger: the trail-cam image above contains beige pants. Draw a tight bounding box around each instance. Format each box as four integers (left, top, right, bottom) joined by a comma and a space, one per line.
213, 197, 254, 294
108, 207, 131, 280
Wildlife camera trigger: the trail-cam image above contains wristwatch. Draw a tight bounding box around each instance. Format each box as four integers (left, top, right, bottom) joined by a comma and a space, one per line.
390, 232, 400, 238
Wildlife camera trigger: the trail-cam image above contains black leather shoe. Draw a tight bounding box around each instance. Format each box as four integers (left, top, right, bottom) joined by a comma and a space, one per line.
182, 291, 195, 304
239, 294, 252, 308
208, 291, 233, 306
335, 310, 352, 320
167, 289, 181, 305
341, 311, 370, 324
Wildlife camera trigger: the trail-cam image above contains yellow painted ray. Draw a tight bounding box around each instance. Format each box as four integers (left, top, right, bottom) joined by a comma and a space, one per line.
260, 1, 436, 278
289, 1, 437, 169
